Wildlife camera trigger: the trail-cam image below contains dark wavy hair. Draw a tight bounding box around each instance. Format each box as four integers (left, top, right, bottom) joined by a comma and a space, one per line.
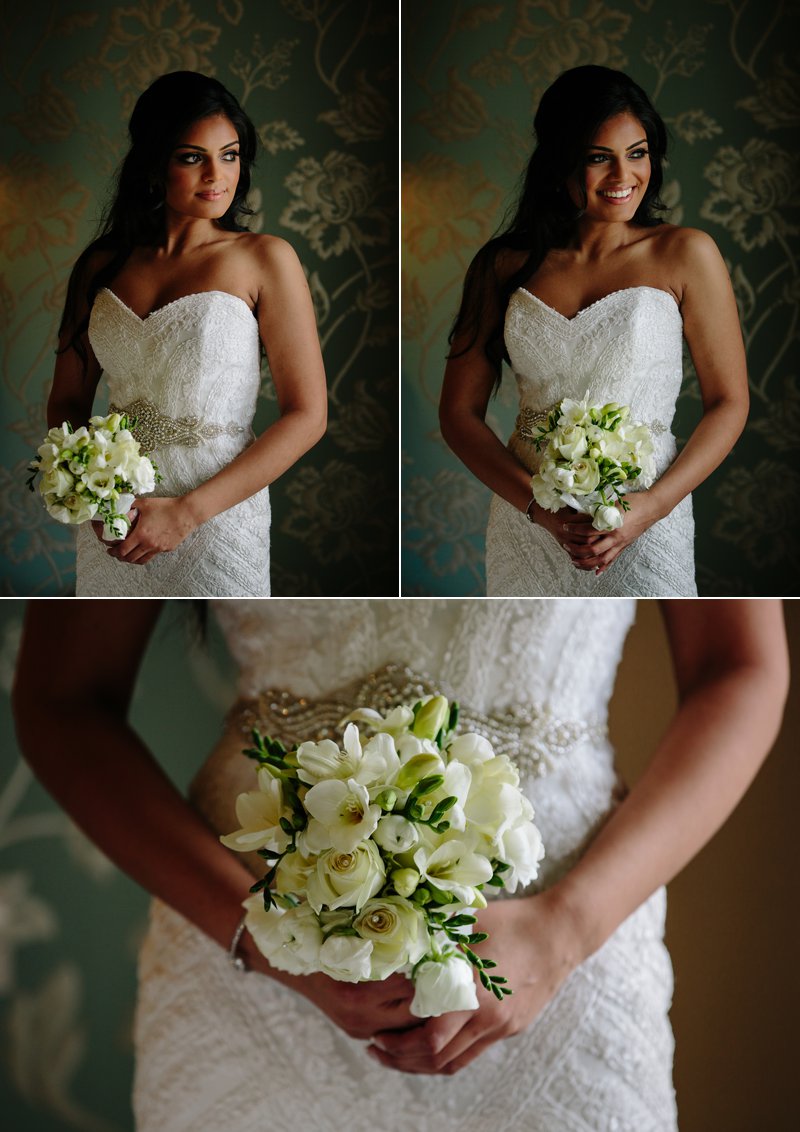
60, 71, 258, 370
449, 65, 669, 375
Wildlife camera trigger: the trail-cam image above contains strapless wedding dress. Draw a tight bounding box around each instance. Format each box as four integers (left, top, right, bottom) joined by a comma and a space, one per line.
75, 289, 270, 597
133, 599, 677, 1132
486, 287, 696, 596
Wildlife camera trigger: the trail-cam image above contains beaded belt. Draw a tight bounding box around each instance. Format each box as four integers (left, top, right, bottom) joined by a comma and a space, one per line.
232, 663, 607, 781
110, 397, 246, 451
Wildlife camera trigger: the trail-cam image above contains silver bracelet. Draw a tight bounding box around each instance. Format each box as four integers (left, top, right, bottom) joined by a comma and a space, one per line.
525, 498, 536, 524
228, 913, 249, 973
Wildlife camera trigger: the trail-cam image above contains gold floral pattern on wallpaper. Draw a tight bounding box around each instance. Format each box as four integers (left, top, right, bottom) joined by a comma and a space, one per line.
0, 0, 397, 598
402, 0, 800, 596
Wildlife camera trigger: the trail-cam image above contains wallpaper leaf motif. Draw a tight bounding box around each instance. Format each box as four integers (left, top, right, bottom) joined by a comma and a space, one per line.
0, 0, 397, 597
402, 0, 800, 596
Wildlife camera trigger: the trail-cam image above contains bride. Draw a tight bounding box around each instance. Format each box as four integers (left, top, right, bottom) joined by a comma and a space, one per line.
13, 598, 787, 1131
48, 71, 327, 598
439, 65, 749, 597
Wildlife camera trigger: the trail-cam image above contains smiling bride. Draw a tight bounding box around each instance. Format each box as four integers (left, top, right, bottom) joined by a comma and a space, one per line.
439, 65, 749, 597
47, 71, 327, 597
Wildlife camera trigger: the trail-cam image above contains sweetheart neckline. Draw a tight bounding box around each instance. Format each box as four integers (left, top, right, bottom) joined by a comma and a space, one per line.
514, 285, 680, 323
100, 287, 256, 322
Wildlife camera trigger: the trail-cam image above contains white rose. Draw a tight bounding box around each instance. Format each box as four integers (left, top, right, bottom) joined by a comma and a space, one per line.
39, 465, 74, 498
243, 895, 323, 976
219, 767, 292, 854
353, 896, 429, 978
593, 504, 623, 531
555, 424, 587, 460
304, 777, 381, 853
318, 933, 373, 982
47, 493, 98, 525
410, 953, 478, 1018
569, 458, 601, 496
305, 839, 385, 913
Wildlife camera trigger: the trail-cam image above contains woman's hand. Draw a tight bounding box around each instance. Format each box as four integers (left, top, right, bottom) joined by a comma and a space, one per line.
535, 492, 661, 575
267, 965, 419, 1041
366, 891, 583, 1076
100, 497, 198, 565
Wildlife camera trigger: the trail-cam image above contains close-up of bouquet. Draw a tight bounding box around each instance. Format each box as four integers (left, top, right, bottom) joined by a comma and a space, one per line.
27, 412, 161, 541
530, 398, 656, 531
221, 694, 545, 1018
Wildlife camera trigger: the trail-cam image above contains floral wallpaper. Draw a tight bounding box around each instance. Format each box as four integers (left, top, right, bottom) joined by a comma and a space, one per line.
0, 601, 237, 1131
0, 0, 398, 597
401, 0, 800, 596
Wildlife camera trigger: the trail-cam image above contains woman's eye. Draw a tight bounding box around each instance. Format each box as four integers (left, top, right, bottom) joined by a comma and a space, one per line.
223, 151, 240, 162
630, 149, 649, 159
587, 154, 607, 164
177, 153, 202, 164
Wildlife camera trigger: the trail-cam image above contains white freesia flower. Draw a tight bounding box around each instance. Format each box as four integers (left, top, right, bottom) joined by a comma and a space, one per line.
243, 895, 323, 975
447, 733, 495, 766
531, 472, 563, 512
413, 838, 494, 904
274, 848, 315, 894
219, 767, 292, 854
342, 704, 415, 737
558, 398, 592, 427
82, 469, 117, 499
296, 737, 355, 785
496, 820, 545, 893
594, 504, 624, 531
373, 814, 419, 853
304, 777, 381, 852
318, 934, 373, 982
306, 841, 385, 912
353, 896, 428, 978
410, 953, 478, 1018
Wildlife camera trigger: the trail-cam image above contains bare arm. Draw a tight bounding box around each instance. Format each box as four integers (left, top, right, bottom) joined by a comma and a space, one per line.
12, 602, 415, 1039
371, 599, 788, 1074
572, 231, 749, 573
111, 238, 328, 565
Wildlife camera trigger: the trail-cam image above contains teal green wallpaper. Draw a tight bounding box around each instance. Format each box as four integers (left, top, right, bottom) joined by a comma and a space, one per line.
0, 601, 234, 1131
0, 0, 398, 597
401, 0, 800, 596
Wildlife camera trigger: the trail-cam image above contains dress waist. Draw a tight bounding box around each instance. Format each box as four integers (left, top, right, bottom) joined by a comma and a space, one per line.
110, 397, 247, 452
227, 663, 607, 782
510, 404, 672, 476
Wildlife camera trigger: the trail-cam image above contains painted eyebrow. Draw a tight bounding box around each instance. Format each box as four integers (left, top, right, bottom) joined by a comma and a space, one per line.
588, 138, 648, 152
173, 140, 240, 152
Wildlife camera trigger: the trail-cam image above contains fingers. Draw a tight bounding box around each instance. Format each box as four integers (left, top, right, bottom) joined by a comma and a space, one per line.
369, 1012, 503, 1076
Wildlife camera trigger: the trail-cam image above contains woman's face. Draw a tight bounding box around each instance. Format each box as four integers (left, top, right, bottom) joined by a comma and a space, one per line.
163, 113, 241, 220
567, 111, 651, 221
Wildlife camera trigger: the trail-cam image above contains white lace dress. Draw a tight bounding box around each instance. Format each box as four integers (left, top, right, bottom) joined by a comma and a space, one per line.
75, 288, 270, 597
486, 287, 696, 596
133, 599, 677, 1132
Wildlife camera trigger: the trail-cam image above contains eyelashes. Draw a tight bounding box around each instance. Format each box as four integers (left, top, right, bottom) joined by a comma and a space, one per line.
175, 151, 240, 165
586, 149, 649, 165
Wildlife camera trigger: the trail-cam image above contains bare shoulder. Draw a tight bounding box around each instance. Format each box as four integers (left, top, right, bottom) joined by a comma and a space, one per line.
232, 232, 304, 276
653, 224, 725, 270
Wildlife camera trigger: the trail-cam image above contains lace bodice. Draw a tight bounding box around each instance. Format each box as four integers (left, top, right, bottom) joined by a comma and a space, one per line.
211, 597, 634, 717
75, 290, 270, 597
486, 287, 696, 597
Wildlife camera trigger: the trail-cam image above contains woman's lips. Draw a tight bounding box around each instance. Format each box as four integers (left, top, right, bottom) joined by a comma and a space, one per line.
197, 190, 225, 200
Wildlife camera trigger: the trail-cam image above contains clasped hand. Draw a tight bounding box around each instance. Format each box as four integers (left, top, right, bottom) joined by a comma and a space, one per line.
536, 493, 659, 575
288, 892, 580, 1077
92, 497, 198, 565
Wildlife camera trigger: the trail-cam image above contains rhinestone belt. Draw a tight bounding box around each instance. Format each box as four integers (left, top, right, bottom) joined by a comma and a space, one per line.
110, 397, 246, 452
232, 663, 607, 781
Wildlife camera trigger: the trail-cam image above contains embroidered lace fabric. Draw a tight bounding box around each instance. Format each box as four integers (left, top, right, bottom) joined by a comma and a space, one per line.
486, 287, 697, 597
133, 600, 677, 1132
75, 289, 270, 597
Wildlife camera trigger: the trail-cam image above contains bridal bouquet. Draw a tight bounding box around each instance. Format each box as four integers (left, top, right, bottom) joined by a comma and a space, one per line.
221, 694, 545, 1017
27, 412, 161, 541
530, 399, 655, 531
